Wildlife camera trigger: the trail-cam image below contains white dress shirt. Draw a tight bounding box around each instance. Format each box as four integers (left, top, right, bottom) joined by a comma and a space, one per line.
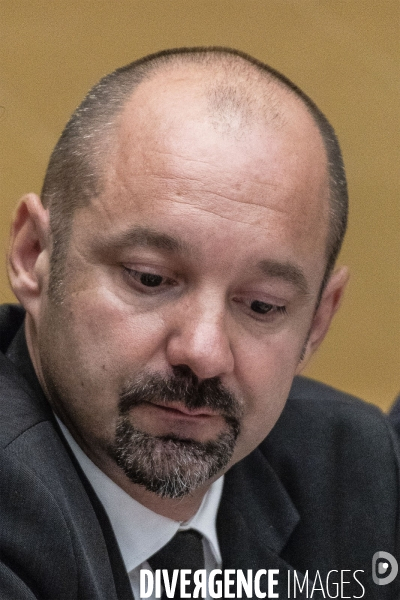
57, 418, 223, 599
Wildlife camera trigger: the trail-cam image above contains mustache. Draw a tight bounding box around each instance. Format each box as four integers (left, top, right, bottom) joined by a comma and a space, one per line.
119, 367, 243, 423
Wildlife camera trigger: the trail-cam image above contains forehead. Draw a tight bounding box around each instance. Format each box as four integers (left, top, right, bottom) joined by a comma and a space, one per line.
83, 65, 329, 277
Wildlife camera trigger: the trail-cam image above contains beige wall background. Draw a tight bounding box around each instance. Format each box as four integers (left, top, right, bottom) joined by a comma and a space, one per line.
1, 1, 398, 410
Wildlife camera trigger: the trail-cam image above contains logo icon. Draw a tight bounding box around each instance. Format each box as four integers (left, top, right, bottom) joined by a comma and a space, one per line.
372, 551, 398, 585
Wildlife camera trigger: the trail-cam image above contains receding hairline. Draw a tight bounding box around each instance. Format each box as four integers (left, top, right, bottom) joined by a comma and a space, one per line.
116, 54, 319, 143
41, 47, 348, 300
42, 47, 338, 209
96, 49, 328, 152
45, 46, 333, 211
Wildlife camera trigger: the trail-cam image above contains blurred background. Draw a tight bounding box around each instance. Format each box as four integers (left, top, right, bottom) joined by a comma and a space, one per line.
1, 1, 398, 410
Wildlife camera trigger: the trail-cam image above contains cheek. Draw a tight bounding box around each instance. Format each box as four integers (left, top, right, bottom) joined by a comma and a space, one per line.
232, 332, 304, 455
39, 293, 172, 446
236, 329, 305, 399
60, 290, 169, 377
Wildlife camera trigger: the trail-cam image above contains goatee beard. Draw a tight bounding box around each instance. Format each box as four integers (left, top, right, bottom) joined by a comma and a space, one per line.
106, 368, 242, 498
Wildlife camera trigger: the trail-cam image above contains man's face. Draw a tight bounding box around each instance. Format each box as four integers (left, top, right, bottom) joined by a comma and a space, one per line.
34, 72, 331, 501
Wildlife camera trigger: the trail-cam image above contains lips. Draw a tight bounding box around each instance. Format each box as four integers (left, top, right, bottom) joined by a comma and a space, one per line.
148, 401, 219, 418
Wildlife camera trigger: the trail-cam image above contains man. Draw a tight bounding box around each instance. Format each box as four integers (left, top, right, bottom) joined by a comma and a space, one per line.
1, 47, 399, 599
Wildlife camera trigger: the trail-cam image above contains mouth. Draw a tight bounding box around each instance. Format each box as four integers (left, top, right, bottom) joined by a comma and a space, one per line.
149, 401, 220, 418
123, 400, 228, 442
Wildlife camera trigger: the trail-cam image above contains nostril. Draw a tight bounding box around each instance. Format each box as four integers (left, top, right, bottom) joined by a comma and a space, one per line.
172, 364, 198, 381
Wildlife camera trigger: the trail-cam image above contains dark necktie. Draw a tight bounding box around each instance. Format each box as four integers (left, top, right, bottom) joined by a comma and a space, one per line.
148, 529, 204, 599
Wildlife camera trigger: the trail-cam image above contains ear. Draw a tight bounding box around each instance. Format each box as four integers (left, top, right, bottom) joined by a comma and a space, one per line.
296, 266, 349, 373
7, 193, 51, 321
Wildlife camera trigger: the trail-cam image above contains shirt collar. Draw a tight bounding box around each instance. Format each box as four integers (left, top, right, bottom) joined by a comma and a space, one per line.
56, 417, 223, 573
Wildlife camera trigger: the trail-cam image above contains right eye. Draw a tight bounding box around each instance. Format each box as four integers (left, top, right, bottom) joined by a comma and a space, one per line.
122, 267, 177, 293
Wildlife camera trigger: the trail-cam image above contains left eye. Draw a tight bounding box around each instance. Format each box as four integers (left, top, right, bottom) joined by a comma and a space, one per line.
137, 272, 164, 287
250, 300, 287, 315
233, 296, 287, 320
250, 300, 275, 314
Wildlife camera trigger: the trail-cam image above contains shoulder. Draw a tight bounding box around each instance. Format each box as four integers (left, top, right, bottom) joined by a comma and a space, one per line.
253, 377, 400, 597
260, 376, 400, 525
273, 375, 394, 441
0, 419, 121, 600
288, 374, 382, 411
0, 393, 121, 600
0, 310, 121, 599
0, 304, 25, 353
263, 375, 399, 465
0, 350, 51, 448
0, 361, 80, 598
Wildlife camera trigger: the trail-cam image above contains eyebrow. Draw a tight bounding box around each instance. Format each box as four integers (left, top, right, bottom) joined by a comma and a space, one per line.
104, 226, 191, 254
102, 226, 309, 294
257, 259, 310, 296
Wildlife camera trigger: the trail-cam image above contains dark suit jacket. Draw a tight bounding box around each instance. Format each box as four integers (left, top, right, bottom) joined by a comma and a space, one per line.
1, 304, 399, 599
389, 394, 400, 437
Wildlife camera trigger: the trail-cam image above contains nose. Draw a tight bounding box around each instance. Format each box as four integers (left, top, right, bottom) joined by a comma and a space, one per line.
165, 293, 235, 380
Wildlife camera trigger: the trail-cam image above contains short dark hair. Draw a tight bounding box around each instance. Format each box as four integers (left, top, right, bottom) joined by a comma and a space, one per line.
41, 47, 348, 293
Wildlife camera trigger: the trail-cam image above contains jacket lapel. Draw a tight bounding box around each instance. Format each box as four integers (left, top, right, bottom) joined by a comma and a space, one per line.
218, 448, 324, 599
